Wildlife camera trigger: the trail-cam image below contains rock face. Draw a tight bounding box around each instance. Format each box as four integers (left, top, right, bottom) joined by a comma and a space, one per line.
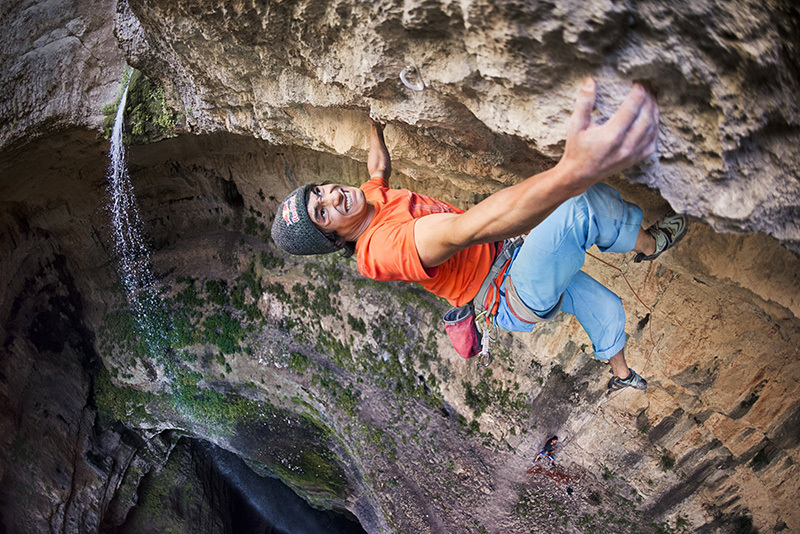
0, 0, 126, 148
1, 1, 800, 534
116, 0, 800, 252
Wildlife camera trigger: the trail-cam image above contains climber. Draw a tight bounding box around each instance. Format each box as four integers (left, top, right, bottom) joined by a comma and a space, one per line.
535, 436, 560, 467
271, 78, 687, 392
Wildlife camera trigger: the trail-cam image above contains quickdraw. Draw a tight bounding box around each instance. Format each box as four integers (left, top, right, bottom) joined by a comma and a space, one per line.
474, 309, 497, 368
469, 236, 524, 367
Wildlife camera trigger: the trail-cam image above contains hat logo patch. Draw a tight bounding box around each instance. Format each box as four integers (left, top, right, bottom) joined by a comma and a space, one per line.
282, 196, 299, 225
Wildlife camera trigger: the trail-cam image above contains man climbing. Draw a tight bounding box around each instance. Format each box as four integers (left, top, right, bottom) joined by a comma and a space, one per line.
271, 78, 687, 392
535, 436, 560, 467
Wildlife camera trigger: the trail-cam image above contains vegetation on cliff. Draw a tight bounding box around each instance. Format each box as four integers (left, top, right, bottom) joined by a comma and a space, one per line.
102, 69, 184, 144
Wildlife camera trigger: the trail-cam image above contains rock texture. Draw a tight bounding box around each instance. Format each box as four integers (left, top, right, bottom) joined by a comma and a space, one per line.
116, 0, 800, 253
0, 0, 126, 148
2, 1, 800, 534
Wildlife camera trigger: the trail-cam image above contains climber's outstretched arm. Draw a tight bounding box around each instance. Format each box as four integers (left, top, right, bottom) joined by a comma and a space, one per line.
368, 118, 391, 181
414, 78, 659, 268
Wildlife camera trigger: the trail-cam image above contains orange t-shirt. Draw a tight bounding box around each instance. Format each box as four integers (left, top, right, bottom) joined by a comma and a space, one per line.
355, 176, 496, 306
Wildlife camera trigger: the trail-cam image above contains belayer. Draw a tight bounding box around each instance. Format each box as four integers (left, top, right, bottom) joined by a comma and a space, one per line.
271, 78, 687, 392
535, 436, 560, 467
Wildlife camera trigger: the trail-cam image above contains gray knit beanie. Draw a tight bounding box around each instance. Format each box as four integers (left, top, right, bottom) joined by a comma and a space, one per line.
271, 184, 343, 255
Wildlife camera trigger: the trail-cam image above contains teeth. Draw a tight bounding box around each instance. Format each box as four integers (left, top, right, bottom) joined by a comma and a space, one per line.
344, 191, 351, 211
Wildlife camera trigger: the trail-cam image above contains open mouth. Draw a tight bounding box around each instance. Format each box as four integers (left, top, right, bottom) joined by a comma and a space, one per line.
343, 189, 352, 212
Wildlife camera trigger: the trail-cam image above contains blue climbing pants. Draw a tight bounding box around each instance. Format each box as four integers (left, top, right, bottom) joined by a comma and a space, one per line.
493, 183, 643, 360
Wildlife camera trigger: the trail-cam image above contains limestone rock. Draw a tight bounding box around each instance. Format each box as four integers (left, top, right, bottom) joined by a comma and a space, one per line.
2, 1, 800, 534
0, 0, 127, 148
116, 0, 800, 252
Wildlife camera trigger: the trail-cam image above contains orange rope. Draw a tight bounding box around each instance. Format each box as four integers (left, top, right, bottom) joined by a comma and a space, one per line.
556, 253, 660, 460
585, 252, 651, 311
585, 251, 658, 374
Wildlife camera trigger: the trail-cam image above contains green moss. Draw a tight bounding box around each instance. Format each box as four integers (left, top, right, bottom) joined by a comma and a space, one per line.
359, 423, 396, 459
269, 445, 348, 498
102, 69, 181, 143
237, 261, 262, 301
259, 250, 285, 270
602, 465, 614, 480
243, 216, 260, 235
237, 411, 348, 500
311, 284, 335, 316
311, 370, 360, 417
344, 312, 444, 409
200, 310, 242, 354
204, 280, 229, 306
352, 278, 443, 314
169, 372, 266, 433
513, 488, 544, 519
93, 366, 162, 424
289, 351, 311, 374
264, 280, 290, 304
230, 282, 246, 310
291, 282, 311, 310
346, 314, 367, 335
316, 331, 352, 369
304, 261, 343, 291
461, 368, 529, 418
100, 309, 145, 356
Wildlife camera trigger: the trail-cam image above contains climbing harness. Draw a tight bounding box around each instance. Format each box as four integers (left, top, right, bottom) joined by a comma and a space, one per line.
400, 64, 425, 91
472, 235, 565, 366
445, 238, 660, 374
445, 235, 543, 367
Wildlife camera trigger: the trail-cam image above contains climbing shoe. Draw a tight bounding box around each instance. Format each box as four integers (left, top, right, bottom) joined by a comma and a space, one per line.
634, 213, 688, 263
608, 368, 648, 392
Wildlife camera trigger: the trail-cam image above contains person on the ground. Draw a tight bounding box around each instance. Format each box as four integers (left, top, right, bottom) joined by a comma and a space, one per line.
271, 78, 687, 392
536, 436, 560, 467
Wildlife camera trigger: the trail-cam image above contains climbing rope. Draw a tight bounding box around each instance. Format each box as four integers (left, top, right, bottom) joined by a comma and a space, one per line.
554, 252, 661, 458
585, 251, 659, 376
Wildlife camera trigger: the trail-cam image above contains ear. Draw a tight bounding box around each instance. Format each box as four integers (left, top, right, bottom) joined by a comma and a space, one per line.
330, 234, 346, 248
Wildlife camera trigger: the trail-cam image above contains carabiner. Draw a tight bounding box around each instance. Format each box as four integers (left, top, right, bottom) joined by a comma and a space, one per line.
476, 328, 493, 367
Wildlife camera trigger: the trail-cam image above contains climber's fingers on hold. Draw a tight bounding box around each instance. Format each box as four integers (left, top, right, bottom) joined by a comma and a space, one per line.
568, 77, 598, 137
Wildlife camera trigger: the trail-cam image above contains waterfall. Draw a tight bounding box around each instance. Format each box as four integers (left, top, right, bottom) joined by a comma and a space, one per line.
106, 79, 168, 358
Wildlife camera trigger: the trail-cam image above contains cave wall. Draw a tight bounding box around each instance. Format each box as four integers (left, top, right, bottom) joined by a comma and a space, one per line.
0, 0, 127, 149
3, 126, 799, 533
2, 1, 800, 534
115, 0, 800, 252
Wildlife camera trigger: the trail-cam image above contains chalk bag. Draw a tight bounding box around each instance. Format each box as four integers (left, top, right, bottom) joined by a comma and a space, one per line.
443, 303, 482, 359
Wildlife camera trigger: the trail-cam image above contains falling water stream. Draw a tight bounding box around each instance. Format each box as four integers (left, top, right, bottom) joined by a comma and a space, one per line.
106, 80, 168, 357
104, 79, 366, 532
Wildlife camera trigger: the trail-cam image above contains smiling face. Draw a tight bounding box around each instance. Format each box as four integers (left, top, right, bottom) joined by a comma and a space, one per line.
306, 183, 374, 243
